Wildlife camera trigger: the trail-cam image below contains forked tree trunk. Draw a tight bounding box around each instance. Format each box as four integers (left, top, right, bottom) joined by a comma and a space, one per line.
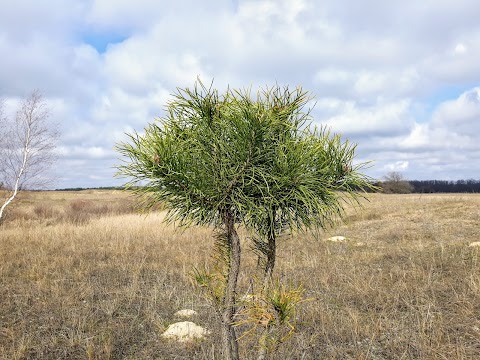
258, 232, 277, 360
263, 233, 276, 288
221, 211, 241, 360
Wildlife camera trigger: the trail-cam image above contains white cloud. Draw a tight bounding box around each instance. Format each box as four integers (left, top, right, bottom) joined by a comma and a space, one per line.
314, 69, 351, 85
1, 0, 480, 187
384, 161, 409, 172
319, 99, 413, 136
56, 145, 114, 160
314, 67, 420, 99
454, 43, 467, 54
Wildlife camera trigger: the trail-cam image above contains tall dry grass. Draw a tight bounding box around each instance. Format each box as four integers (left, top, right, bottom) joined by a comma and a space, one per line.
1, 192, 480, 359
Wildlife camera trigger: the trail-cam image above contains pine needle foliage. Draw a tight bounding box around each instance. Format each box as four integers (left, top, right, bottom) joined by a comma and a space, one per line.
236, 281, 311, 344
116, 80, 372, 233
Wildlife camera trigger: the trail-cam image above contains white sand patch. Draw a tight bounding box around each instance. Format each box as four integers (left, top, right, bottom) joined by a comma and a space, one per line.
174, 309, 197, 318
162, 321, 210, 342
326, 236, 347, 242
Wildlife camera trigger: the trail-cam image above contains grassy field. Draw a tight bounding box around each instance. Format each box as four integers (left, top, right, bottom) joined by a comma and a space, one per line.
1, 191, 480, 359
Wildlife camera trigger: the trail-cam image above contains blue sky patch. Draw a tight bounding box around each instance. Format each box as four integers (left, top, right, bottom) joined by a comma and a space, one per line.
82, 31, 129, 53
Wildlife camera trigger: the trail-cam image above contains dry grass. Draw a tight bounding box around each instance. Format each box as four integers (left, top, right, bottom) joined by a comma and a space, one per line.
1, 192, 480, 359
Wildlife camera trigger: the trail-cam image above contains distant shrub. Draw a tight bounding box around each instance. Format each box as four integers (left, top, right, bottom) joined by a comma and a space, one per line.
69, 199, 93, 212
33, 204, 60, 219
381, 172, 414, 194
1, 207, 30, 223
64, 199, 136, 225
111, 199, 137, 215
65, 199, 98, 225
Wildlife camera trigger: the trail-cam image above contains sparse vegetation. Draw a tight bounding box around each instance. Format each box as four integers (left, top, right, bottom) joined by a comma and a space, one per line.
1, 191, 480, 359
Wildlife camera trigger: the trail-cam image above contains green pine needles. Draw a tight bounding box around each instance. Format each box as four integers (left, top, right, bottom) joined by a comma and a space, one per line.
116, 81, 370, 230
115, 80, 373, 359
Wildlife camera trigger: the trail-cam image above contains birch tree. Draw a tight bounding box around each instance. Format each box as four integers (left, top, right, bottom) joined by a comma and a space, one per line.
0, 91, 58, 222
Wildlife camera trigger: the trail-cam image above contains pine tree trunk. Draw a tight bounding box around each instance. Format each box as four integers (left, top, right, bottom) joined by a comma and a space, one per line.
258, 232, 277, 360
221, 211, 241, 360
263, 233, 276, 288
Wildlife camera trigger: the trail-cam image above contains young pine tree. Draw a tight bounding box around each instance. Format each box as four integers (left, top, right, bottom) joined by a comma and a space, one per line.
116, 80, 373, 359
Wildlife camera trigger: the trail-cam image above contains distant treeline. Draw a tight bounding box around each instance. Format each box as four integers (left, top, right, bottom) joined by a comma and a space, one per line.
371, 179, 480, 194
53, 186, 126, 191
408, 179, 480, 193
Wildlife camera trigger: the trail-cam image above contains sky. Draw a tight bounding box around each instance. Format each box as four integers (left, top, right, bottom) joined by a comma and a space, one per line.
1, 0, 479, 189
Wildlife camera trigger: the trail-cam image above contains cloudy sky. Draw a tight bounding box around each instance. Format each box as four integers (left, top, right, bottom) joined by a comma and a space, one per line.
1, 0, 479, 188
